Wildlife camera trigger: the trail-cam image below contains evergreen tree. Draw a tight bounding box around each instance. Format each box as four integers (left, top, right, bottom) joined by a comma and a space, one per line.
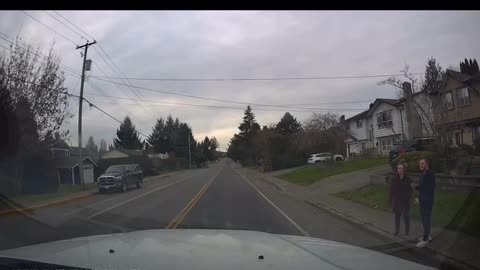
85, 136, 98, 153
147, 117, 170, 153
275, 112, 302, 135
99, 139, 107, 154
421, 57, 445, 93
113, 116, 144, 150
460, 58, 480, 75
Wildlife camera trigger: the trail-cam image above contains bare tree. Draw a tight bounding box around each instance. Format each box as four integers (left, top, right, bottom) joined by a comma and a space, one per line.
0, 36, 72, 141
291, 113, 347, 156
378, 63, 441, 139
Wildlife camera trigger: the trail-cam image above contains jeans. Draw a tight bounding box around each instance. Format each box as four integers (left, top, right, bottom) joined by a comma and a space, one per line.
395, 208, 410, 235
419, 199, 434, 241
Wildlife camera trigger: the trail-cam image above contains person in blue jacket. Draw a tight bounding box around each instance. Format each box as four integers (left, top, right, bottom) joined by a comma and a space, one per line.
415, 158, 436, 248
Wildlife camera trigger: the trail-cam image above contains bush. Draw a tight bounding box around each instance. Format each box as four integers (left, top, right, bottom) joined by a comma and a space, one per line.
457, 144, 473, 155
391, 151, 442, 173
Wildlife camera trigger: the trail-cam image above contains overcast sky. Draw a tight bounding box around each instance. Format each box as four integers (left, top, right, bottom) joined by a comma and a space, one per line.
1, 11, 478, 150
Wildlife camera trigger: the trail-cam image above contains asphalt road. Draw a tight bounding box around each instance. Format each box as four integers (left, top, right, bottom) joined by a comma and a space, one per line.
0, 160, 467, 270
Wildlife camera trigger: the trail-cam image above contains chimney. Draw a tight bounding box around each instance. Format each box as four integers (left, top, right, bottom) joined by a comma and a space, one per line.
340, 115, 345, 123
403, 82, 412, 98
402, 81, 422, 140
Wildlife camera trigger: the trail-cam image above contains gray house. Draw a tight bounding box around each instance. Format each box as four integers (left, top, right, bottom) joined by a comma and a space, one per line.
50, 140, 97, 184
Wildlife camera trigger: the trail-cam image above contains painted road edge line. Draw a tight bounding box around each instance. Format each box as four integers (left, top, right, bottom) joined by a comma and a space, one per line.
64, 178, 183, 216
0, 193, 95, 216
166, 169, 221, 229
234, 167, 310, 237
87, 177, 189, 219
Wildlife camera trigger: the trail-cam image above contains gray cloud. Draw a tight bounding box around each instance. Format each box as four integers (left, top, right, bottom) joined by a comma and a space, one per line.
1, 11, 478, 150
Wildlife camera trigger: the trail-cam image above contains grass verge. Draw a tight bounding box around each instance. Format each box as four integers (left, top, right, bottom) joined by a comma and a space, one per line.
6, 183, 97, 208
336, 185, 480, 238
279, 158, 386, 185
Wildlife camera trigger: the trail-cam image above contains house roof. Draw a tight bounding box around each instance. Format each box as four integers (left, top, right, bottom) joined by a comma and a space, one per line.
108, 149, 145, 156
55, 156, 97, 169
344, 90, 427, 122
344, 110, 369, 122
438, 69, 480, 94
71, 147, 100, 162
50, 139, 71, 150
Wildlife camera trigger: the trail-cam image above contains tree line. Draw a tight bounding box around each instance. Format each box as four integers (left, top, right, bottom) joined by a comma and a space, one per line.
227, 106, 346, 171
93, 114, 220, 166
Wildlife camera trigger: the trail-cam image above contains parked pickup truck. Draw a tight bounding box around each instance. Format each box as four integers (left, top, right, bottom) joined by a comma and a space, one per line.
308, 152, 344, 164
97, 164, 143, 193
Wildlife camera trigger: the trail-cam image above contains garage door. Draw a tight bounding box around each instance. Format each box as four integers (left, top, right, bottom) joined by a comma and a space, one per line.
83, 165, 94, 184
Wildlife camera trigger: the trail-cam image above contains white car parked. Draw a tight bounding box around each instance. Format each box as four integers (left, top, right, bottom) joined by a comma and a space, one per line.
307, 152, 344, 164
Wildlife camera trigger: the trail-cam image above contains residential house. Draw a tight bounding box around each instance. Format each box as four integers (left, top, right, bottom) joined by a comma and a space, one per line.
50, 140, 97, 184
431, 69, 480, 147
342, 82, 430, 158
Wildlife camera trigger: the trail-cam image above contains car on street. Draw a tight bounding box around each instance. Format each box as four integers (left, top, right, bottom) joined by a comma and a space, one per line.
97, 164, 143, 193
307, 152, 344, 164
388, 143, 416, 163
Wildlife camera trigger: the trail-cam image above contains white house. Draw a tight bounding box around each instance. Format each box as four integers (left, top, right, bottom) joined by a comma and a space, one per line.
343, 83, 433, 159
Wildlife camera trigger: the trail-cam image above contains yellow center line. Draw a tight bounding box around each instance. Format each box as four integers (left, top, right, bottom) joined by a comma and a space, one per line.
166, 169, 220, 229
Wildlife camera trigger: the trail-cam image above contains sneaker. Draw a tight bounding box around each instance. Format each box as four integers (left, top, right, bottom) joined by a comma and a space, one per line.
416, 240, 428, 248
418, 235, 432, 242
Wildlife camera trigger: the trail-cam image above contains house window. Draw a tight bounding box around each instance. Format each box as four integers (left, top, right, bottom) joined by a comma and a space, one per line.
356, 120, 363, 128
454, 130, 463, 147
473, 126, 480, 145
457, 87, 470, 107
377, 110, 393, 128
445, 91, 454, 110
361, 143, 366, 150
381, 138, 393, 152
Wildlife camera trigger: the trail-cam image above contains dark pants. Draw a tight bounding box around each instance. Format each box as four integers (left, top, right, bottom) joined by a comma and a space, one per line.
419, 199, 434, 241
394, 207, 410, 235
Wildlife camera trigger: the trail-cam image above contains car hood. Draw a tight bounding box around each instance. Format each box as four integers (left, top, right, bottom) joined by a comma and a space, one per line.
99, 172, 122, 177
0, 229, 434, 270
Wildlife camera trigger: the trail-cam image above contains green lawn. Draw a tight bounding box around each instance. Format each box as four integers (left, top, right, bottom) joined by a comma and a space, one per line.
336, 185, 480, 238
6, 183, 97, 208
279, 159, 386, 185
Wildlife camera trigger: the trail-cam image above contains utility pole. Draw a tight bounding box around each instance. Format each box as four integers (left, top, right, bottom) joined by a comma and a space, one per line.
188, 134, 192, 169
76, 40, 96, 190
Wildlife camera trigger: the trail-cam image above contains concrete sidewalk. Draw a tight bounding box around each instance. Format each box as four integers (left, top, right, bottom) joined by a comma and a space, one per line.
241, 165, 480, 269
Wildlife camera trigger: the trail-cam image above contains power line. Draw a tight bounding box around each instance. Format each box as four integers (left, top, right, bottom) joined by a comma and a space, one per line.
84, 92, 366, 112
89, 72, 425, 82
0, 30, 82, 78
0, 72, 149, 137
44, 11, 153, 112
52, 10, 95, 40
90, 76, 370, 110
42, 10, 87, 42
20, 11, 78, 46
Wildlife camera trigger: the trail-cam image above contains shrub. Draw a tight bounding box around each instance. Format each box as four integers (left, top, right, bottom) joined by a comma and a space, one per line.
457, 144, 473, 155
391, 151, 442, 173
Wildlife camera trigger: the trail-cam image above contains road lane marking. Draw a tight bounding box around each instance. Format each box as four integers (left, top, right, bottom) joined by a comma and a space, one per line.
166, 169, 221, 229
87, 177, 191, 219
63, 179, 180, 216
233, 167, 310, 237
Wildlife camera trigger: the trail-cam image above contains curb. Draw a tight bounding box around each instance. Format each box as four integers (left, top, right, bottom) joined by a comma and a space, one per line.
305, 199, 478, 270
0, 192, 95, 216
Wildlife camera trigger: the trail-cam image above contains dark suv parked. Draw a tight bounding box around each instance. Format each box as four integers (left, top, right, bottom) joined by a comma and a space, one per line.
388, 143, 415, 163
97, 164, 143, 193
